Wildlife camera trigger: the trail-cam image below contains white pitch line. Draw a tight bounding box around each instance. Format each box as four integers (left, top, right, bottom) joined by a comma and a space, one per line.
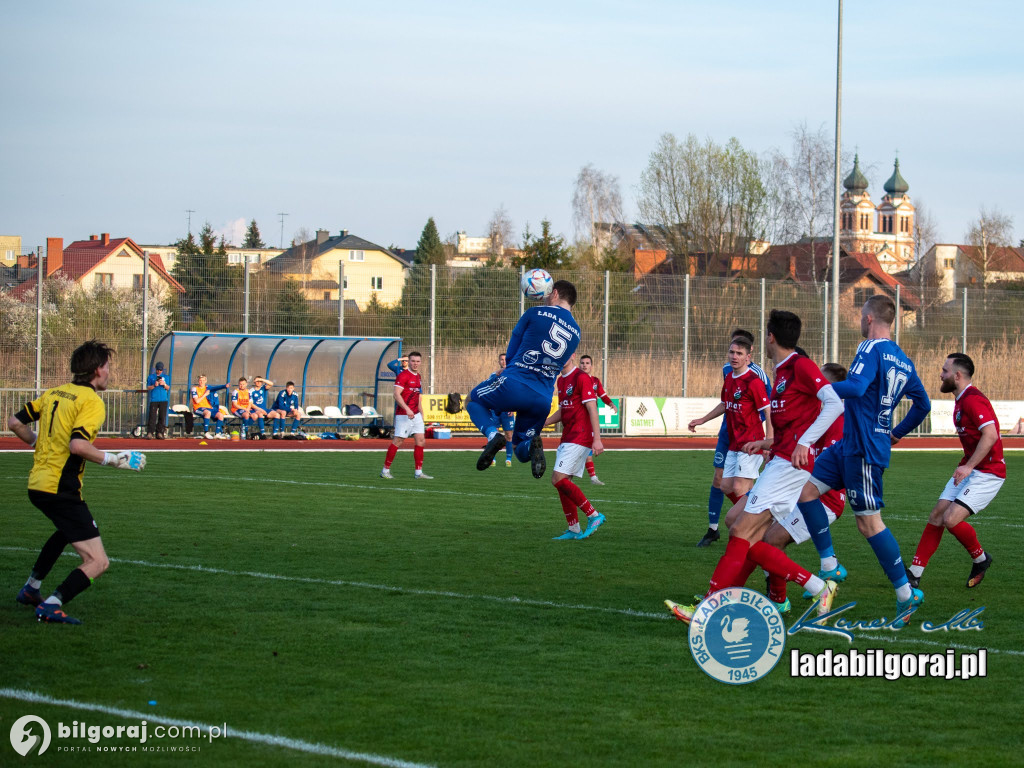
2, 546, 1020, 656
0, 688, 435, 768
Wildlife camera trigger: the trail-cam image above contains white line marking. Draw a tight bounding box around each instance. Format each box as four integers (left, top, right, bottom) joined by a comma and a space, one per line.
2, 546, 1019, 656
0, 688, 435, 767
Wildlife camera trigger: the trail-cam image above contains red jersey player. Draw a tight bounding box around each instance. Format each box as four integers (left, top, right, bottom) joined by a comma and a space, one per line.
907, 353, 1004, 589
665, 310, 844, 623
579, 354, 615, 485
543, 354, 606, 540
380, 351, 432, 480
689, 337, 771, 503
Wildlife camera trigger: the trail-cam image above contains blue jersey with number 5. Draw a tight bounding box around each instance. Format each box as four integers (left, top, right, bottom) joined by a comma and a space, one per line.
504, 305, 580, 395
832, 338, 930, 467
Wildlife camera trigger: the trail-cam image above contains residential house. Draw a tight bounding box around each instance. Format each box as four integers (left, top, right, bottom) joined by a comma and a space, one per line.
0, 235, 22, 266
263, 230, 412, 310
908, 244, 1024, 303
8, 234, 185, 300
140, 243, 284, 273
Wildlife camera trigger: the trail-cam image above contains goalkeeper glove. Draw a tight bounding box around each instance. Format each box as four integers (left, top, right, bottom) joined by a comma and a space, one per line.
102, 450, 147, 472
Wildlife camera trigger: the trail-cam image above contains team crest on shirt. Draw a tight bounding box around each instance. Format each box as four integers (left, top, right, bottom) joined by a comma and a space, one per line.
955, 410, 962, 425
775, 378, 787, 394
733, 388, 742, 400
565, 384, 575, 396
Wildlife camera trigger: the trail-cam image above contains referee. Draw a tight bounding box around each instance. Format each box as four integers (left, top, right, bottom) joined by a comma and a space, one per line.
8, 340, 147, 625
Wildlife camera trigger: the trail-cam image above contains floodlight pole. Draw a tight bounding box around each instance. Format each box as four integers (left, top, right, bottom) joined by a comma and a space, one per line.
338, 261, 345, 336
243, 259, 250, 334
429, 265, 436, 394
142, 250, 150, 390
35, 245, 44, 396
830, 0, 844, 361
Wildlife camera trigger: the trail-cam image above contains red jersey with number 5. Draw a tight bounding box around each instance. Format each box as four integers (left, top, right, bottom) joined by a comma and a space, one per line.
558, 367, 597, 447
768, 352, 829, 469
395, 370, 422, 415
954, 385, 1005, 478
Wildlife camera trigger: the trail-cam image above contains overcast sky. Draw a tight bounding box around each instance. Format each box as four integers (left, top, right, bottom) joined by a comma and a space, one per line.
3, 1, 1020, 253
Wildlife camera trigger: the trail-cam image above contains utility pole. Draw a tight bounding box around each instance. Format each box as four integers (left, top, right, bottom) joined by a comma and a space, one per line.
278, 212, 289, 248
186, 209, 195, 235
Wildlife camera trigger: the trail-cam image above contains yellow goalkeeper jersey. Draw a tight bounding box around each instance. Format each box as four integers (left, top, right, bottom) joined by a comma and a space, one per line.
21, 383, 106, 498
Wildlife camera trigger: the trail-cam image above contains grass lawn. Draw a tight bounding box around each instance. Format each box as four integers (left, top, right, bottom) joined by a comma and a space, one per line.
1, 448, 1020, 767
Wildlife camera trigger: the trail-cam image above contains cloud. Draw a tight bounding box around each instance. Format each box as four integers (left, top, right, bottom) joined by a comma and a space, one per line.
215, 218, 247, 247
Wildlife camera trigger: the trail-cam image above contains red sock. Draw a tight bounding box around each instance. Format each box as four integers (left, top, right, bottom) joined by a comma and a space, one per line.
735, 557, 757, 587
767, 574, 788, 603
555, 478, 596, 516
384, 444, 399, 468
726, 492, 742, 505
912, 523, 945, 568
585, 459, 596, 477
707, 537, 750, 595
748, 541, 813, 586
414, 445, 424, 470
557, 488, 579, 527
949, 521, 984, 559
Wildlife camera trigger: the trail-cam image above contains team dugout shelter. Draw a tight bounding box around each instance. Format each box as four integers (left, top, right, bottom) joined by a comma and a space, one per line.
148, 332, 402, 424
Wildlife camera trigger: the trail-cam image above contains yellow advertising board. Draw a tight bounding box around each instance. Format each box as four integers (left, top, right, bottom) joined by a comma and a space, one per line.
418, 392, 560, 432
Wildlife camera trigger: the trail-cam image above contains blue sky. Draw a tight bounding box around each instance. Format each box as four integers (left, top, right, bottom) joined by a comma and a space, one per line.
2, 1, 1020, 252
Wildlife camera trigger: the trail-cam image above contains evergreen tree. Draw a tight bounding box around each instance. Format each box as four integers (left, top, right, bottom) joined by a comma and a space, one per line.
272, 278, 314, 335
171, 222, 240, 329
514, 220, 571, 270
415, 217, 446, 265
243, 219, 266, 249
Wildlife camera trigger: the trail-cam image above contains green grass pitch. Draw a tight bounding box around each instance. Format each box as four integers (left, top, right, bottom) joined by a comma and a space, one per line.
1, 448, 1020, 767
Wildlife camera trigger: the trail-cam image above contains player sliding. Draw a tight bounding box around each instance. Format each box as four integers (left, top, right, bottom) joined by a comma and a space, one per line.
545, 353, 606, 539
665, 310, 844, 622
906, 353, 1003, 590
792, 295, 930, 627
9, 340, 146, 625
466, 280, 580, 478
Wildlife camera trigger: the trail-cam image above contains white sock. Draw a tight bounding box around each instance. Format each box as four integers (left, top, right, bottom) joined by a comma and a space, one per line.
43, 595, 62, 606
973, 552, 987, 563
909, 564, 924, 578
804, 575, 826, 595
820, 556, 838, 572
895, 583, 913, 603
415, 470, 422, 476
569, 523, 582, 533
27, 577, 42, 590
709, 523, 719, 531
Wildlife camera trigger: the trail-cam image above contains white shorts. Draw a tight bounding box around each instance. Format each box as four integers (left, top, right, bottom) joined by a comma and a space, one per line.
395, 412, 425, 438
745, 456, 810, 519
776, 504, 839, 545
939, 470, 1005, 514
723, 450, 762, 480
553, 442, 591, 478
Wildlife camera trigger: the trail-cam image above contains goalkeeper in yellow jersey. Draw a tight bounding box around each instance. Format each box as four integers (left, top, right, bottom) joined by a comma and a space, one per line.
8, 340, 146, 625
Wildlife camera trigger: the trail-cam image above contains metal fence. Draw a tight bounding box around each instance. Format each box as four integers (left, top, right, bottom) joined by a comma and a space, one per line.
4, 246, 1024, 407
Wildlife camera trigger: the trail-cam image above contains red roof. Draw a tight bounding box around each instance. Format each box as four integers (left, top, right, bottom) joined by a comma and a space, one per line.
956, 245, 1024, 273
7, 237, 184, 299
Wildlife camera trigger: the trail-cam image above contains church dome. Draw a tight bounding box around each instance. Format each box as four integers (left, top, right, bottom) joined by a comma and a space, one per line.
883, 159, 909, 196
843, 154, 869, 192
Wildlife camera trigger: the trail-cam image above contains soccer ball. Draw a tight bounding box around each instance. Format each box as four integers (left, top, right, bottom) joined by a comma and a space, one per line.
521, 268, 553, 300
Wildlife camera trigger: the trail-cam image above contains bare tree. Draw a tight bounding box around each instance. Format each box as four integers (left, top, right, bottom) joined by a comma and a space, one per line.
965, 206, 1014, 307
291, 227, 313, 293
771, 123, 839, 284
572, 164, 624, 249
487, 205, 515, 259
913, 201, 940, 328
636, 133, 770, 274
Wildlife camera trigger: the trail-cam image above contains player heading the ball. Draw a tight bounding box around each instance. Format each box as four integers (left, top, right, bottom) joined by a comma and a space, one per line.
466, 279, 580, 478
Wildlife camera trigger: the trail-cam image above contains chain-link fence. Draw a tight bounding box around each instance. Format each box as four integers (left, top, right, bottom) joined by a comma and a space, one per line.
4, 245, 1024, 407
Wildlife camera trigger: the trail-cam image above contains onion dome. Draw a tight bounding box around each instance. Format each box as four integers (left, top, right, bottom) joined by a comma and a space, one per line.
843, 154, 869, 192
883, 159, 909, 196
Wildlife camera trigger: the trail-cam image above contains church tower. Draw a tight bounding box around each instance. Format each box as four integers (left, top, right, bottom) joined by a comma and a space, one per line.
838, 155, 916, 274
